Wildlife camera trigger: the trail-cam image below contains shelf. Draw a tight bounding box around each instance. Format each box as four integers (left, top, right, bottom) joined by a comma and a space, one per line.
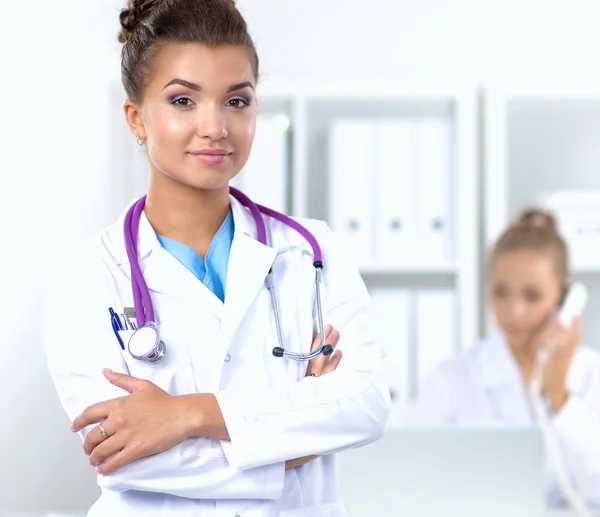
572, 265, 600, 274
359, 263, 458, 275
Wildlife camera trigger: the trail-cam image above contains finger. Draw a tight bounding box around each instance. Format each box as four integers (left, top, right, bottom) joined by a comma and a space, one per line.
103, 369, 148, 393
556, 317, 580, 351
328, 329, 340, 349
572, 316, 582, 342
310, 330, 341, 377
71, 399, 121, 432
287, 455, 319, 469
89, 434, 125, 468
563, 315, 581, 335
286, 458, 303, 469
95, 445, 139, 475
310, 325, 333, 352
306, 325, 333, 376
83, 422, 112, 456
321, 349, 343, 375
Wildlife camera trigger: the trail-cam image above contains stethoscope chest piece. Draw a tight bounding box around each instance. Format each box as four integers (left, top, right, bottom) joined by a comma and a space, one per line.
128, 322, 166, 363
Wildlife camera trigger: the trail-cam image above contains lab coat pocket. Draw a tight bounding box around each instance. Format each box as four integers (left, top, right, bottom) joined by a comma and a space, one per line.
280, 500, 346, 517
118, 323, 196, 396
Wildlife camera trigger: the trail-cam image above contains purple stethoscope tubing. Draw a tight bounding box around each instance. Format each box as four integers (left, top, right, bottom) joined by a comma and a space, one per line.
122, 186, 332, 363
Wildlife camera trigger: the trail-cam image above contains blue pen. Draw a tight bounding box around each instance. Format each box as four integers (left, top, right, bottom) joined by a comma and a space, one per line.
109, 308, 125, 350
109, 307, 123, 330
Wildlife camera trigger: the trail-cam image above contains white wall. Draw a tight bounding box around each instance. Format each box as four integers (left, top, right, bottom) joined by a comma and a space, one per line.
3, 0, 600, 514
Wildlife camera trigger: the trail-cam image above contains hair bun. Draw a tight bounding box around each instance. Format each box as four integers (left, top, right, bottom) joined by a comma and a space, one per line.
516, 208, 558, 232
118, 0, 163, 44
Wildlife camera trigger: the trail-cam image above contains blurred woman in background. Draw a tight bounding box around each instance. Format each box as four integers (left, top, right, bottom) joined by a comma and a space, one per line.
401, 209, 600, 508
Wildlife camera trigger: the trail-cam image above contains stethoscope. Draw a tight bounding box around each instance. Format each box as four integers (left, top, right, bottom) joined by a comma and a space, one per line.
122, 186, 334, 365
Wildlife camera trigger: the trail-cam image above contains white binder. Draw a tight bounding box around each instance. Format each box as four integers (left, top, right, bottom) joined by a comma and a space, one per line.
232, 113, 290, 213
413, 118, 454, 262
415, 288, 456, 392
328, 118, 375, 266
539, 190, 600, 270
370, 287, 411, 428
374, 119, 417, 264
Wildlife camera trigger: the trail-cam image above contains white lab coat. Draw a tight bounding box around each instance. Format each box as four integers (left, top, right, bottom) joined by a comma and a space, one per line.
400, 331, 600, 508
43, 196, 390, 517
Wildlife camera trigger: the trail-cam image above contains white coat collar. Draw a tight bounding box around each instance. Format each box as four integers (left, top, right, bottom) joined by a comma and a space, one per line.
477, 331, 523, 389
476, 331, 534, 424
108, 194, 277, 349
110, 194, 270, 266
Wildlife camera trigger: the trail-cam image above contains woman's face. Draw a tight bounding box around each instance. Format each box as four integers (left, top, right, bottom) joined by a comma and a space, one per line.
490, 250, 563, 350
125, 43, 257, 192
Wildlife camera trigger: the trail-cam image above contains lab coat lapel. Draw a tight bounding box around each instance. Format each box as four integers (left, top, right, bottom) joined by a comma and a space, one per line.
479, 333, 534, 425
127, 207, 224, 319
220, 197, 277, 351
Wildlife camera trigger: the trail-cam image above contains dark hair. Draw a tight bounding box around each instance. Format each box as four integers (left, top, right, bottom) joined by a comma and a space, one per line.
118, 0, 259, 103
492, 208, 569, 284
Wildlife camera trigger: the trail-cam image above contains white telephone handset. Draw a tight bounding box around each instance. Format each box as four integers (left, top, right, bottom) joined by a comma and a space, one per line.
557, 282, 588, 328
530, 281, 589, 516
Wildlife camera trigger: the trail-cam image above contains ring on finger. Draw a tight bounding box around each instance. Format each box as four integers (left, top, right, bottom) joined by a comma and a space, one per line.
100, 425, 109, 440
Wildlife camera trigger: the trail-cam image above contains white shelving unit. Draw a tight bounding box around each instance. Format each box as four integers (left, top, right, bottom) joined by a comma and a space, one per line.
483, 84, 600, 347
256, 81, 480, 402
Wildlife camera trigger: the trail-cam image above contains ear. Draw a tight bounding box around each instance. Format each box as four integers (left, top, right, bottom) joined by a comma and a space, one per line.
123, 98, 146, 140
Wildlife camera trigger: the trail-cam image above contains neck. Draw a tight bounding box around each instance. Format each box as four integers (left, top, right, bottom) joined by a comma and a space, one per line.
144, 171, 231, 257
507, 338, 537, 384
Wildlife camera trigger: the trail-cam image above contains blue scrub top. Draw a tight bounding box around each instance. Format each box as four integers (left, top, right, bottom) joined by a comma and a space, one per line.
157, 209, 234, 303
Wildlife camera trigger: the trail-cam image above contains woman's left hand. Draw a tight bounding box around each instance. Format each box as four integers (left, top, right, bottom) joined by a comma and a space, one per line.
71, 369, 193, 474
541, 317, 581, 412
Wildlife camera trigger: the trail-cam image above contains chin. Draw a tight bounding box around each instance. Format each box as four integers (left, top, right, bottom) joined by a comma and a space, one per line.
178, 170, 234, 192
505, 332, 531, 350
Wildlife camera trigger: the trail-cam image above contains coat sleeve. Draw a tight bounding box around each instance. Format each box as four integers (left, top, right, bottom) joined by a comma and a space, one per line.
43, 241, 285, 499
551, 349, 600, 507
216, 222, 391, 470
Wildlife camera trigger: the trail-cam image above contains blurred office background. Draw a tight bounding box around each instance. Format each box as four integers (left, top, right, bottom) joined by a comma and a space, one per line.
3, 0, 600, 515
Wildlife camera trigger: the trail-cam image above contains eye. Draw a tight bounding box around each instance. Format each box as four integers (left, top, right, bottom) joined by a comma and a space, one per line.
169, 95, 194, 107
524, 291, 541, 303
493, 286, 507, 298
227, 97, 251, 108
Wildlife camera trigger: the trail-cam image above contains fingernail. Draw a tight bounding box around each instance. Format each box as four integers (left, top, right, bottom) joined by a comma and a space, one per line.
103, 368, 113, 375
95, 467, 102, 474
325, 325, 333, 335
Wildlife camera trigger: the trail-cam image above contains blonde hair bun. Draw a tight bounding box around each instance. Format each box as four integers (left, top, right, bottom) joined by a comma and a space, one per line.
515, 209, 559, 233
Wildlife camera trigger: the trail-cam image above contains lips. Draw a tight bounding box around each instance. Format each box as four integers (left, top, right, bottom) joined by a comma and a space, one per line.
190, 148, 231, 156
190, 150, 231, 164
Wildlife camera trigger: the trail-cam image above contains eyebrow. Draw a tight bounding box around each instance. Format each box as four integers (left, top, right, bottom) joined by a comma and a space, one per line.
162, 79, 255, 92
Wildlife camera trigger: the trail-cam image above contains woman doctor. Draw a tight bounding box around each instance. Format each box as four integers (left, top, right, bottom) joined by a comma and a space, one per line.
401, 209, 600, 508
43, 0, 390, 515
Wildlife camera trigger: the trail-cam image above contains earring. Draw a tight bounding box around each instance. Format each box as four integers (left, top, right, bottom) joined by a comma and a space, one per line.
134, 131, 146, 146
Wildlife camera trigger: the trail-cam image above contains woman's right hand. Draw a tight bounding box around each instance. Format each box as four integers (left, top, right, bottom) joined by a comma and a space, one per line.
284, 325, 342, 470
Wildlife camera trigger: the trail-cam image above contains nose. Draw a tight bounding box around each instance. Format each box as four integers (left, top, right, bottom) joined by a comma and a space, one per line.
507, 300, 527, 321
197, 103, 228, 140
